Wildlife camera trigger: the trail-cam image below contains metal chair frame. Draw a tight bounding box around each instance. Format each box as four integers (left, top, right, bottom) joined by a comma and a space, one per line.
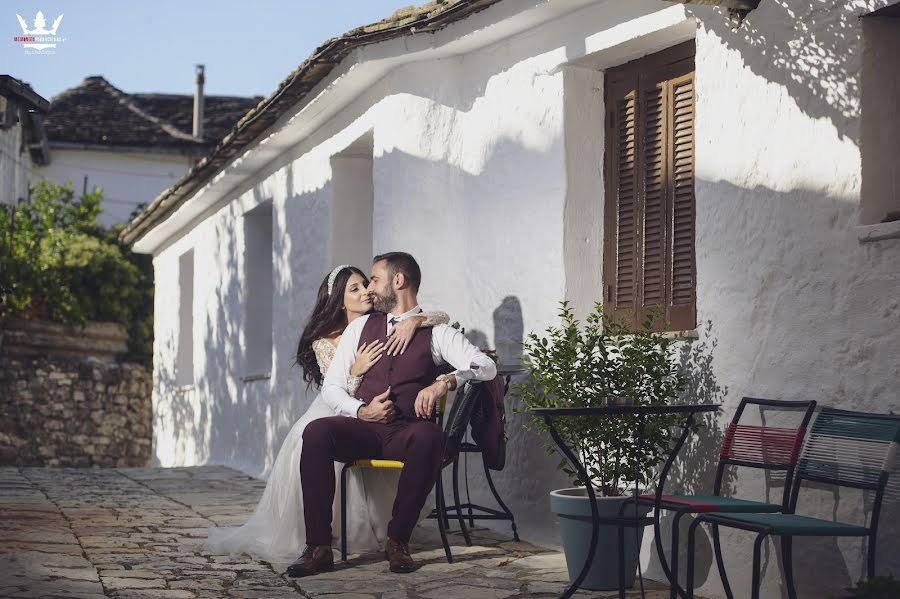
631, 396, 816, 599
685, 408, 900, 599
438, 377, 519, 542
339, 381, 489, 564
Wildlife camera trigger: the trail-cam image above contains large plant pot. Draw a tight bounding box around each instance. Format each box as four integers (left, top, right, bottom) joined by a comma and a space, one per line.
550, 487, 651, 591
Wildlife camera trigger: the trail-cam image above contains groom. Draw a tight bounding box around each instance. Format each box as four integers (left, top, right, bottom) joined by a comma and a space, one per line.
288, 252, 497, 576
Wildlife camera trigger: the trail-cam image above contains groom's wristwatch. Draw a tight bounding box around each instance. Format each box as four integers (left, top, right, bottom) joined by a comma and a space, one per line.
435, 373, 455, 392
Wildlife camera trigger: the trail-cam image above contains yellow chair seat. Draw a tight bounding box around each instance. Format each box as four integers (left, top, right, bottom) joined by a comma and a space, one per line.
347, 393, 448, 472
350, 459, 404, 469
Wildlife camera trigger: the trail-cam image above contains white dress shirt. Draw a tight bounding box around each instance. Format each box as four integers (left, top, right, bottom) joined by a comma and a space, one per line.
322, 306, 498, 418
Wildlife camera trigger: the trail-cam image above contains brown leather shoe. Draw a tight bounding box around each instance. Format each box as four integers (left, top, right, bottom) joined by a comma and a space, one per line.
384, 537, 417, 573
286, 544, 334, 577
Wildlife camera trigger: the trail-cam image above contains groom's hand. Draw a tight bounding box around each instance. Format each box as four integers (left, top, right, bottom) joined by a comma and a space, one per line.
358, 387, 395, 423
415, 381, 448, 419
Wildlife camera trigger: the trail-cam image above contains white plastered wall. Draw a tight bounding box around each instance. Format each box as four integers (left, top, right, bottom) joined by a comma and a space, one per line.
0, 107, 34, 205
147, 0, 900, 596
35, 149, 191, 226
680, 1, 900, 597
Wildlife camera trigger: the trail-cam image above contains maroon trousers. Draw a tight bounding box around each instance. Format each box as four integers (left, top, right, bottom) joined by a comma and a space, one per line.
300, 416, 443, 545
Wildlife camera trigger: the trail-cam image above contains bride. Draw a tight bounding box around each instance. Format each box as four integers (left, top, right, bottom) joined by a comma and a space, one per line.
205, 265, 447, 563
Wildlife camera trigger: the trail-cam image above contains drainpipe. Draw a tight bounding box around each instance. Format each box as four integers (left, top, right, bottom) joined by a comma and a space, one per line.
193, 64, 204, 140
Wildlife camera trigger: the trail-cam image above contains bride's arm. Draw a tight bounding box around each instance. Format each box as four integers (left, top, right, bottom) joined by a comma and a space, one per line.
319, 318, 368, 418
384, 310, 450, 356
314, 338, 380, 400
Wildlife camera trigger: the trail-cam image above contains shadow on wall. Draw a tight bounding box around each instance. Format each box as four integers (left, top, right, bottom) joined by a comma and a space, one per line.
452, 294, 571, 546
689, 1, 864, 143
690, 173, 899, 597
641, 321, 730, 587
154, 331, 209, 466
204, 167, 331, 475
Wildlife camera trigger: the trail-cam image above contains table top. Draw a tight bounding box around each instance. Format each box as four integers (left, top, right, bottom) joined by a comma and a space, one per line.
530, 404, 721, 416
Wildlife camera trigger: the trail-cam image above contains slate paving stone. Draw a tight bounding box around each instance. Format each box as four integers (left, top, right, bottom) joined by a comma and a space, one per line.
0, 465, 705, 598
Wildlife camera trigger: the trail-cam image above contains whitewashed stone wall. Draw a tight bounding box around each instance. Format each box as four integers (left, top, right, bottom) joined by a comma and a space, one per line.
0, 105, 33, 205
34, 149, 192, 226
146, 1, 900, 597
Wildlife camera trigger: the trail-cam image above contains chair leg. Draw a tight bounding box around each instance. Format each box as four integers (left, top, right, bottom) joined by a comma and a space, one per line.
340, 466, 348, 562
867, 532, 877, 580
750, 533, 767, 599
686, 517, 705, 599
712, 523, 735, 599
435, 476, 453, 563
617, 523, 627, 599
781, 535, 797, 599
484, 457, 519, 541
669, 511, 684, 599
450, 461, 472, 546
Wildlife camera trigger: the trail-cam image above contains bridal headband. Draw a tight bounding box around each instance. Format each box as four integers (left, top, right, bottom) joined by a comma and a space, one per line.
327, 265, 352, 296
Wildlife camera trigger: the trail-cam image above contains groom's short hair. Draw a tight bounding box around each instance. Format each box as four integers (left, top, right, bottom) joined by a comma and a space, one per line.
373, 252, 421, 292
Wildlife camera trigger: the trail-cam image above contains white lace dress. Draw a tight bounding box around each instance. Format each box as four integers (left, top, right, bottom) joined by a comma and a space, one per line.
205, 315, 447, 563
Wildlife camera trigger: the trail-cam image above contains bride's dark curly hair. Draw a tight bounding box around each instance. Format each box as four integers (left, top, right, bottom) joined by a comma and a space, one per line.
295, 266, 369, 388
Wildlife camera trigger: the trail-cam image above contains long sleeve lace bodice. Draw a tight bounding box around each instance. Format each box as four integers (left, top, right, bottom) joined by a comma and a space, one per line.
312, 338, 363, 396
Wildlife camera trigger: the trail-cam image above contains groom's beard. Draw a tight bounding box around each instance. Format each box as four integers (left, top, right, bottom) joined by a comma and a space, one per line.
372, 288, 396, 313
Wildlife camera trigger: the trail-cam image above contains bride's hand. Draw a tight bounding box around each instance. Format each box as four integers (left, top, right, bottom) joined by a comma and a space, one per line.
350, 341, 384, 376
385, 315, 426, 356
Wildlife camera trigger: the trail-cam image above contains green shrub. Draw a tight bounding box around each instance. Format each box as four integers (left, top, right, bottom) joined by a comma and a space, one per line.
0, 180, 153, 365
513, 301, 685, 495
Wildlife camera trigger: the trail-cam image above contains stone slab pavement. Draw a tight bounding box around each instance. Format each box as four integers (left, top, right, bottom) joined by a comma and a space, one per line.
0, 465, 705, 599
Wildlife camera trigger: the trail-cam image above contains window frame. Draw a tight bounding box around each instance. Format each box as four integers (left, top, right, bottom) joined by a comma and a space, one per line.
602, 41, 697, 332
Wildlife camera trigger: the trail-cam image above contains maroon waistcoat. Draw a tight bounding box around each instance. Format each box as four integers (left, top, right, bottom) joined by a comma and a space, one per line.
355, 312, 439, 420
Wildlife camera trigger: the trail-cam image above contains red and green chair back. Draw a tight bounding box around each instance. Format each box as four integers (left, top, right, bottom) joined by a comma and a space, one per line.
639, 397, 816, 599
685, 408, 900, 599
790, 407, 900, 510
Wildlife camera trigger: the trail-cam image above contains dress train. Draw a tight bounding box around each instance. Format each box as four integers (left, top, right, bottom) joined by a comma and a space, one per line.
205, 395, 405, 562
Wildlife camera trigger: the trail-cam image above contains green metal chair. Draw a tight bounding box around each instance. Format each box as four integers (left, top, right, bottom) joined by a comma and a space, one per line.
685, 408, 900, 599
630, 396, 816, 599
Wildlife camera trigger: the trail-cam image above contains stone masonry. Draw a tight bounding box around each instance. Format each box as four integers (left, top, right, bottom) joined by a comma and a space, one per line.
0, 465, 702, 599
0, 356, 152, 467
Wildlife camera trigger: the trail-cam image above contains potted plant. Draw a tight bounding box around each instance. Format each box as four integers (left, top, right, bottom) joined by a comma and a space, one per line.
514, 301, 685, 590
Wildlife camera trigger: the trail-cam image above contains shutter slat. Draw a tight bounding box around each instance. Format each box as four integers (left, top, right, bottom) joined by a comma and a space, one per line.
642, 83, 666, 308
669, 73, 695, 311
614, 91, 638, 312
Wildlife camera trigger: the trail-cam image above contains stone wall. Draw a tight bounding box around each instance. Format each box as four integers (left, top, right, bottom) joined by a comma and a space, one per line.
0, 319, 152, 467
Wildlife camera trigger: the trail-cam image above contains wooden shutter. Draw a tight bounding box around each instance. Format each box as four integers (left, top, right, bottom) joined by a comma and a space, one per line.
639, 79, 667, 327
604, 81, 639, 324
604, 42, 696, 331
667, 72, 696, 330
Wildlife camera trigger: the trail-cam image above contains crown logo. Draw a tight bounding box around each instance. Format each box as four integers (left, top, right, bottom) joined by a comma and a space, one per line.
15, 10, 64, 52
16, 11, 63, 35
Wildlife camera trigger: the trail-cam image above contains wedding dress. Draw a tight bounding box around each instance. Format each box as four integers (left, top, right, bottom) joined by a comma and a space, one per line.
206, 313, 447, 563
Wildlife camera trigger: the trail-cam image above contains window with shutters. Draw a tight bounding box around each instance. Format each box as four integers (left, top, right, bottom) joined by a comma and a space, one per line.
859, 4, 900, 235
603, 41, 696, 332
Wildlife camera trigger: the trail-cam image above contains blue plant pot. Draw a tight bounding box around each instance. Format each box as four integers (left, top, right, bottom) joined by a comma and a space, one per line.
550, 487, 651, 591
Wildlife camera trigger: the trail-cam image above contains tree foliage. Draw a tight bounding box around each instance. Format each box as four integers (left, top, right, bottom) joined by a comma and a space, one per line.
0, 181, 153, 365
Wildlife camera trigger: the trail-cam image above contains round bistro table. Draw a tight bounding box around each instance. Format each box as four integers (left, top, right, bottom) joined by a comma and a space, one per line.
530, 404, 721, 599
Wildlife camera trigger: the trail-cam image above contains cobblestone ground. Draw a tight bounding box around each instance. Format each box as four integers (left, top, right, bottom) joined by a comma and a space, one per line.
0, 466, 701, 599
